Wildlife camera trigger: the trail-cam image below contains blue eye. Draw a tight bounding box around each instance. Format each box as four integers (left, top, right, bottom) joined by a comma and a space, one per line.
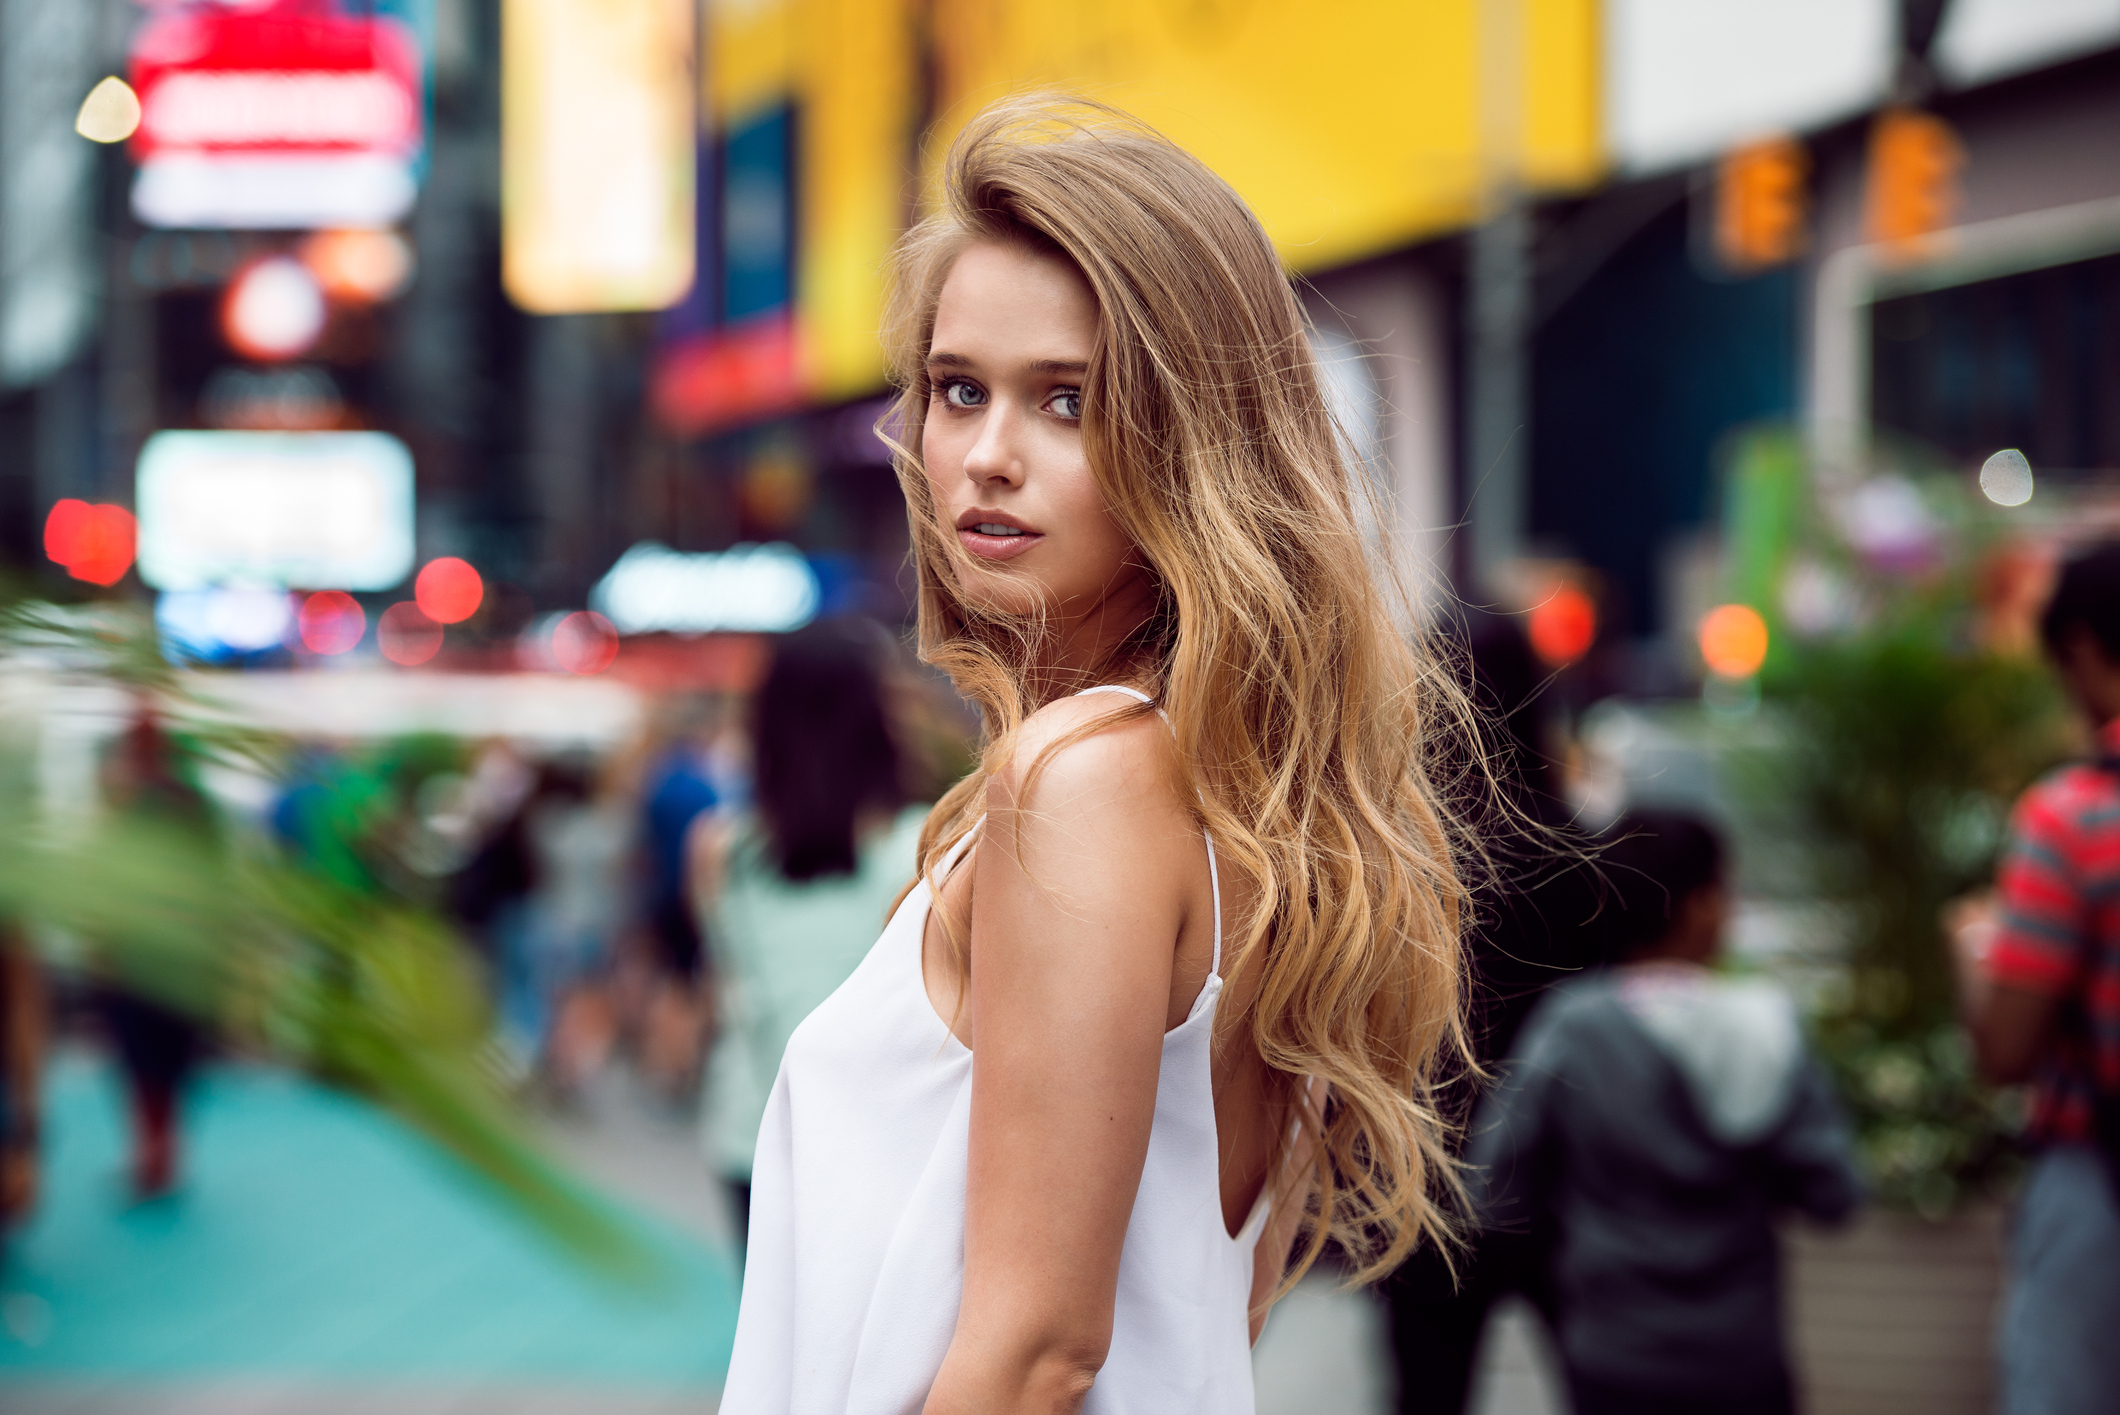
940, 379, 986, 409
1048, 390, 1082, 420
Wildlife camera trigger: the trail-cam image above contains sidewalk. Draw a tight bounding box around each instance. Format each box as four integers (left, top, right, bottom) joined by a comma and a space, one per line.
1, 1049, 1565, 1414
1253, 1277, 1566, 1415
0, 1052, 738, 1413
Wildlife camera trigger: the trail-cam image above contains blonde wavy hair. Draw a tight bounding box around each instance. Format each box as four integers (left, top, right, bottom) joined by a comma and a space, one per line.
883, 95, 1482, 1290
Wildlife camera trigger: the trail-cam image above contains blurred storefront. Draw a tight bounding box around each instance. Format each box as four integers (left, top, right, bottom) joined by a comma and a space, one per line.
3, 0, 2118, 687
1515, 0, 2120, 684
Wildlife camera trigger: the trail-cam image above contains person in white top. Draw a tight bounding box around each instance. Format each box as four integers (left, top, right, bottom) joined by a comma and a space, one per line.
722, 94, 1483, 1415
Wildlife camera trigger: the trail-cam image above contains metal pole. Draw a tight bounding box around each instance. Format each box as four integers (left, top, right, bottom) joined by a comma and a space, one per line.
1466, 0, 1529, 600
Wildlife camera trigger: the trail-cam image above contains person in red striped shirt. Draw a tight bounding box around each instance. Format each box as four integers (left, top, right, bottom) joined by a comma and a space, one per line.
1952, 541, 2120, 1415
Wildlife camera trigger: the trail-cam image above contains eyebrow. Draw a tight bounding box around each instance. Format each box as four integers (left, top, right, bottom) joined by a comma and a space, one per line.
927, 352, 1088, 376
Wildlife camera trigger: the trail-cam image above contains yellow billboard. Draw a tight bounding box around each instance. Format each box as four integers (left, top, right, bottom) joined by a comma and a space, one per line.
710, 0, 1602, 402
503, 0, 696, 314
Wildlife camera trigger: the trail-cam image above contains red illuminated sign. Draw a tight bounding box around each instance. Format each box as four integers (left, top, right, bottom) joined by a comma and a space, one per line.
128, 0, 424, 229
131, 2, 421, 158
651, 313, 803, 438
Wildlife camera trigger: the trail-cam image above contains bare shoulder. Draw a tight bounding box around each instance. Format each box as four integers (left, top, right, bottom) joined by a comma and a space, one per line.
990, 691, 1181, 821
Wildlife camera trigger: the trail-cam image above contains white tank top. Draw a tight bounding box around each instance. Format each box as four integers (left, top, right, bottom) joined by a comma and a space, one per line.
720, 685, 1267, 1414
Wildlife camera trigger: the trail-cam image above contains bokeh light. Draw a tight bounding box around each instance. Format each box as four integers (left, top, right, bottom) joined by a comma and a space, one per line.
551, 611, 618, 676
1978, 448, 2033, 507
1528, 584, 1597, 668
44, 500, 137, 586
222, 256, 328, 361
378, 601, 443, 666
205, 588, 293, 651
75, 76, 141, 144
301, 229, 415, 304
414, 557, 484, 624
1699, 603, 1770, 678
298, 591, 367, 655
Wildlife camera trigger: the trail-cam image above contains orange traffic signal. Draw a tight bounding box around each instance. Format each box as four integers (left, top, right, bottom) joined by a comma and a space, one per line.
1865, 109, 1963, 253
1715, 136, 1809, 272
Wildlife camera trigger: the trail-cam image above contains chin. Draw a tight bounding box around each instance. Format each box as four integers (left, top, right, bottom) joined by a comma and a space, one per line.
956, 574, 1049, 620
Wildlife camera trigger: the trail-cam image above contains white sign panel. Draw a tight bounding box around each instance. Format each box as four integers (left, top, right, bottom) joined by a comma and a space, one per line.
136, 430, 415, 591
1935, 0, 2120, 88
1606, 0, 1895, 174
133, 153, 417, 230
591, 541, 819, 634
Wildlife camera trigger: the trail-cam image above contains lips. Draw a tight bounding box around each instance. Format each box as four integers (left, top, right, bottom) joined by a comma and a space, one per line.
954, 509, 1043, 562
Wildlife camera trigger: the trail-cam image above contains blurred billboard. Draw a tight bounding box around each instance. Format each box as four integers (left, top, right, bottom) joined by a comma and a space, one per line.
501, 0, 696, 313
655, 0, 1604, 433
128, 1, 426, 229
135, 430, 415, 591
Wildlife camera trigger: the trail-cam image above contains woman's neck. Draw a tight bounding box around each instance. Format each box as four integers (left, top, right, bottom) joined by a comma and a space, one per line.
1022, 567, 1160, 702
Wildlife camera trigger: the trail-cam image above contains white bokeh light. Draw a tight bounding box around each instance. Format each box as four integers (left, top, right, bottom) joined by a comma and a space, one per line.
223, 257, 327, 361
1979, 448, 2034, 507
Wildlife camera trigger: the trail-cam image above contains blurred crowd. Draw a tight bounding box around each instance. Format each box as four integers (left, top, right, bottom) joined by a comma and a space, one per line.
0, 616, 964, 1209
4, 540, 2120, 1414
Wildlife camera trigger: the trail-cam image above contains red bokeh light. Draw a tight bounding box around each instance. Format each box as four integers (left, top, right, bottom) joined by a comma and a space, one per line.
378, 601, 442, 666
44, 500, 137, 587
414, 557, 483, 624
1528, 583, 1597, 668
552, 611, 618, 676
298, 591, 366, 655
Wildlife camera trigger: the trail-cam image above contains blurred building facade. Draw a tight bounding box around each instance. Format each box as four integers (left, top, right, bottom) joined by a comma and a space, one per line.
1, 0, 2117, 679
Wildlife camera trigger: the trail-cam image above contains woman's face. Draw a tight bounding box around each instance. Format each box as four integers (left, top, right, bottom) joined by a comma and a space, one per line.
922, 240, 1143, 620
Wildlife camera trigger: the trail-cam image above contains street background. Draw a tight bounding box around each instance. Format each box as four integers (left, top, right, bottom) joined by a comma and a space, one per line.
4, 0, 2118, 1410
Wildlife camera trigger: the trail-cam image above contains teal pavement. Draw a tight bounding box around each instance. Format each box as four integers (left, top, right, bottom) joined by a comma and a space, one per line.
0, 1055, 739, 1387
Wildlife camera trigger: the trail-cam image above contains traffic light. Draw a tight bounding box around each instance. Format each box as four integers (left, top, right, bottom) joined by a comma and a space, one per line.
1715, 136, 1809, 272
1864, 108, 1963, 252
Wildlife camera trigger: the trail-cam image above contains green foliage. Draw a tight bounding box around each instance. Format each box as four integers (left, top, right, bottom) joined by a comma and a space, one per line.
1768, 620, 2069, 1036
0, 599, 662, 1284
1737, 451, 2075, 1214
1808, 1016, 2023, 1218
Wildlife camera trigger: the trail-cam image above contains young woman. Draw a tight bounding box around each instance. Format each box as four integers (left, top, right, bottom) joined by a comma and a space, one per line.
722, 96, 1476, 1415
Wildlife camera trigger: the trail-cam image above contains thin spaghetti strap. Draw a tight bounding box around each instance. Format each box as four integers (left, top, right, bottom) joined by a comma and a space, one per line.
1204, 830, 1223, 978
1074, 683, 1155, 707
1073, 685, 1224, 979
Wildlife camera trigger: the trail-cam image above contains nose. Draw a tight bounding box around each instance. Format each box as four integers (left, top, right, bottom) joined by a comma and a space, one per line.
960, 400, 1024, 490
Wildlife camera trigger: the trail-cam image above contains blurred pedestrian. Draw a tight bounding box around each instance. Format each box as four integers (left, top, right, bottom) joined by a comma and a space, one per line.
1469, 810, 1860, 1415
637, 699, 725, 1095
1, 922, 45, 1232
518, 753, 634, 1094
96, 712, 214, 1198
1386, 611, 1599, 1414
443, 740, 539, 980
693, 621, 925, 1250
1948, 541, 2120, 1415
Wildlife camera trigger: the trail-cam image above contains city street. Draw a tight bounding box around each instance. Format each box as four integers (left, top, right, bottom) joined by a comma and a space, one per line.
0, 1053, 739, 1412
4, 1, 2117, 1408
1, 1050, 1566, 1414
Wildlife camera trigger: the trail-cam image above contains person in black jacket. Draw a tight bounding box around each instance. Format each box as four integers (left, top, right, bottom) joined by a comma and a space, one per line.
1470, 811, 1860, 1415
1385, 611, 1599, 1413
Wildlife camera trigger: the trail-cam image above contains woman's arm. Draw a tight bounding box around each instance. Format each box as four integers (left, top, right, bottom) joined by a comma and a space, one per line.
922, 705, 1205, 1415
